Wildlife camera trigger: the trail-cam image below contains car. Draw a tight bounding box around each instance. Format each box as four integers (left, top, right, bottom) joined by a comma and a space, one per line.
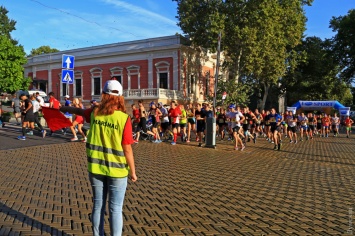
16, 90, 49, 106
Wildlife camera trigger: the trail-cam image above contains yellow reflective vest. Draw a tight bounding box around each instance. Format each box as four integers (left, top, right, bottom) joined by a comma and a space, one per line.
86, 110, 130, 178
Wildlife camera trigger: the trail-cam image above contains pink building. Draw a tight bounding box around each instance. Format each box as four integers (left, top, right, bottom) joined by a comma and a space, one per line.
24, 35, 220, 108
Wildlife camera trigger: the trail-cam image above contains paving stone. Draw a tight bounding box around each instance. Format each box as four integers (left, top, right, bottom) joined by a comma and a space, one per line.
0, 132, 354, 235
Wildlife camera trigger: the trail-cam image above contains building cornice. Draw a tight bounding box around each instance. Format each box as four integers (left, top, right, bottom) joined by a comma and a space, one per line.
25, 35, 187, 68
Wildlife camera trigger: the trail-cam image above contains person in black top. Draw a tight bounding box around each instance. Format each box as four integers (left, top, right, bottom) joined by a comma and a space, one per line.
17, 94, 35, 140
217, 108, 227, 140
242, 107, 256, 143
195, 103, 206, 146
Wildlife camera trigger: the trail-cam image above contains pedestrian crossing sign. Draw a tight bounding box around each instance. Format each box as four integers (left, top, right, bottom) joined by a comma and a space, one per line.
61, 69, 74, 84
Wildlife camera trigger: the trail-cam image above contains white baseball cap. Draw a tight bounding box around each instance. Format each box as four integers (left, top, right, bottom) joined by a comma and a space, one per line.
103, 80, 123, 96
65, 95, 70, 98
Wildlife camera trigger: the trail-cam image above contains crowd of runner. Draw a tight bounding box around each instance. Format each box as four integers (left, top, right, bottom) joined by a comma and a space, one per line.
3, 93, 354, 148
131, 101, 354, 151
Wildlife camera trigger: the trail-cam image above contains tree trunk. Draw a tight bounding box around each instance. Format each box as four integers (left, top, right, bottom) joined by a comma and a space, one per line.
233, 49, 242, 83
261, 82, 269, 111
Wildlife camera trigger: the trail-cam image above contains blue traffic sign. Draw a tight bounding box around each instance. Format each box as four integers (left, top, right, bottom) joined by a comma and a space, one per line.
62, 54, 75, 69
61, 69, 74, 84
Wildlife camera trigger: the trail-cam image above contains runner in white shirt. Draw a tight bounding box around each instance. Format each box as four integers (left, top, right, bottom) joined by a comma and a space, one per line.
31, 95, 46, 138
232, 106, 245, 151
36, 92, 45, 107
286, 111, 297, 143
226, 104, 236, 141
331, 113, 340, 137
298, 113, 309, 141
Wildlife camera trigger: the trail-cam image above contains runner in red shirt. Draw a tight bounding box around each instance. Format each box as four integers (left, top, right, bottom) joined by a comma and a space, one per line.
321, 114, 331, 137
344, 116, 354, 138
168, 100, 181, 145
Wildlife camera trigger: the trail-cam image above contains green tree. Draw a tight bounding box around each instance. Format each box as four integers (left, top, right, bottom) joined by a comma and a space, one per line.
174, 0, 312, 109
29, 45, 60, 56
0, 35, 31, 93
0, 6, 30, 93
330, 9, 355, 83
283, 36, 353, 106
0, 6, 17, 45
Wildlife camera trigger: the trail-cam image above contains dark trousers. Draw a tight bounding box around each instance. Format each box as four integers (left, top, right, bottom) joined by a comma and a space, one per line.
34, 112, 43, 130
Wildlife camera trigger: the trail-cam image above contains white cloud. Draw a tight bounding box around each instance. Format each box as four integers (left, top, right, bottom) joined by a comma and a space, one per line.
100, 0, 178, 27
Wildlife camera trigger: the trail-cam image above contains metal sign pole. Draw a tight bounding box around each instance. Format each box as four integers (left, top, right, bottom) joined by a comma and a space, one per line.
213, 32, 221, 114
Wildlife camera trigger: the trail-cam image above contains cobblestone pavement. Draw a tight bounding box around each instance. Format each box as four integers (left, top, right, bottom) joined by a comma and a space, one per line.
0, 131, 354, 235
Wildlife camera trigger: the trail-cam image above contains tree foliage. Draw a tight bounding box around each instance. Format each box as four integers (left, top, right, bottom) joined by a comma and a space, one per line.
0, 6, 30, 93
282, 36, 353, 106
29, 45, 60, 56
174, 0, 312, 109
0, 6, 17, 44
0, 35, 31, 93
330, 9, 355, 83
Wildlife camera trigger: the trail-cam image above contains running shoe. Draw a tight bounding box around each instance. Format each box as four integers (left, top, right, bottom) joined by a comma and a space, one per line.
289, 140, 293, 143
42, 130, 47, 138
186, 140, 190, 143
17, 136, 26, 140
253, 136, 257, 143
198, 143, 202, 147
81, 137, 87, 143
171, 142, 176, 145
241, 146, 245, 151
273, 145, 278, 150
234, 146, 239, 150
294, 140, 298, 144
278, 143, 282, 151
71, 136, 78, 141
26, 131, 33, 136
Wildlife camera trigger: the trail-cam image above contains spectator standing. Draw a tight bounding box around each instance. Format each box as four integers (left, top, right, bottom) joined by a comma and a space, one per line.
11, 94, 21, 125
59, 80, 137, 236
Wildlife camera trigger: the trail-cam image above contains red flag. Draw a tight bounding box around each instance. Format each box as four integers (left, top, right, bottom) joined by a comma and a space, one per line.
42, 107, 72, 131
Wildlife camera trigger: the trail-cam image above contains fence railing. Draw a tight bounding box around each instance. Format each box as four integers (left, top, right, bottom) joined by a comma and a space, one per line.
123, 88, 184, 100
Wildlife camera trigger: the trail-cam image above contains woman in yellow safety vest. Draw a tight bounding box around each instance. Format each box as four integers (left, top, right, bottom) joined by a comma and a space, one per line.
60, 79, 137, 236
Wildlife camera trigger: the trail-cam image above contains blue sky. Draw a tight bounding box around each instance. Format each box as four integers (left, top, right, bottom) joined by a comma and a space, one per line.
1, 0, 354, 54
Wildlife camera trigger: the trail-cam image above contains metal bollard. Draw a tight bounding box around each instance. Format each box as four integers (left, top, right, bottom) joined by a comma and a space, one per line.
205, 117, 216, 148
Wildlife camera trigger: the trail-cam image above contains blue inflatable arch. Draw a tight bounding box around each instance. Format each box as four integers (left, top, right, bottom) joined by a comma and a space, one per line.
289, 100, 350, 116
291, 100, 345, 110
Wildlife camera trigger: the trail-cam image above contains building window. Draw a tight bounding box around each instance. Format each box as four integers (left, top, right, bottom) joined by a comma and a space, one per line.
93, 77, 101, 95
110, 67, 123, 87
126, 65, 140, 90
74, 71, 83, 97
62, 83, 67, 96
155, 61, 170, 90
90, 67, 103, 96
159, 73, 168, 89
75, 78, 82, 96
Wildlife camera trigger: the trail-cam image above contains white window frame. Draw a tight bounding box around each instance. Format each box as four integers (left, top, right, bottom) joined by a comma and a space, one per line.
110, 66, 124, 86
155, 61, 170, 90
90, 67, 103, 96
126, 65, 140, 90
